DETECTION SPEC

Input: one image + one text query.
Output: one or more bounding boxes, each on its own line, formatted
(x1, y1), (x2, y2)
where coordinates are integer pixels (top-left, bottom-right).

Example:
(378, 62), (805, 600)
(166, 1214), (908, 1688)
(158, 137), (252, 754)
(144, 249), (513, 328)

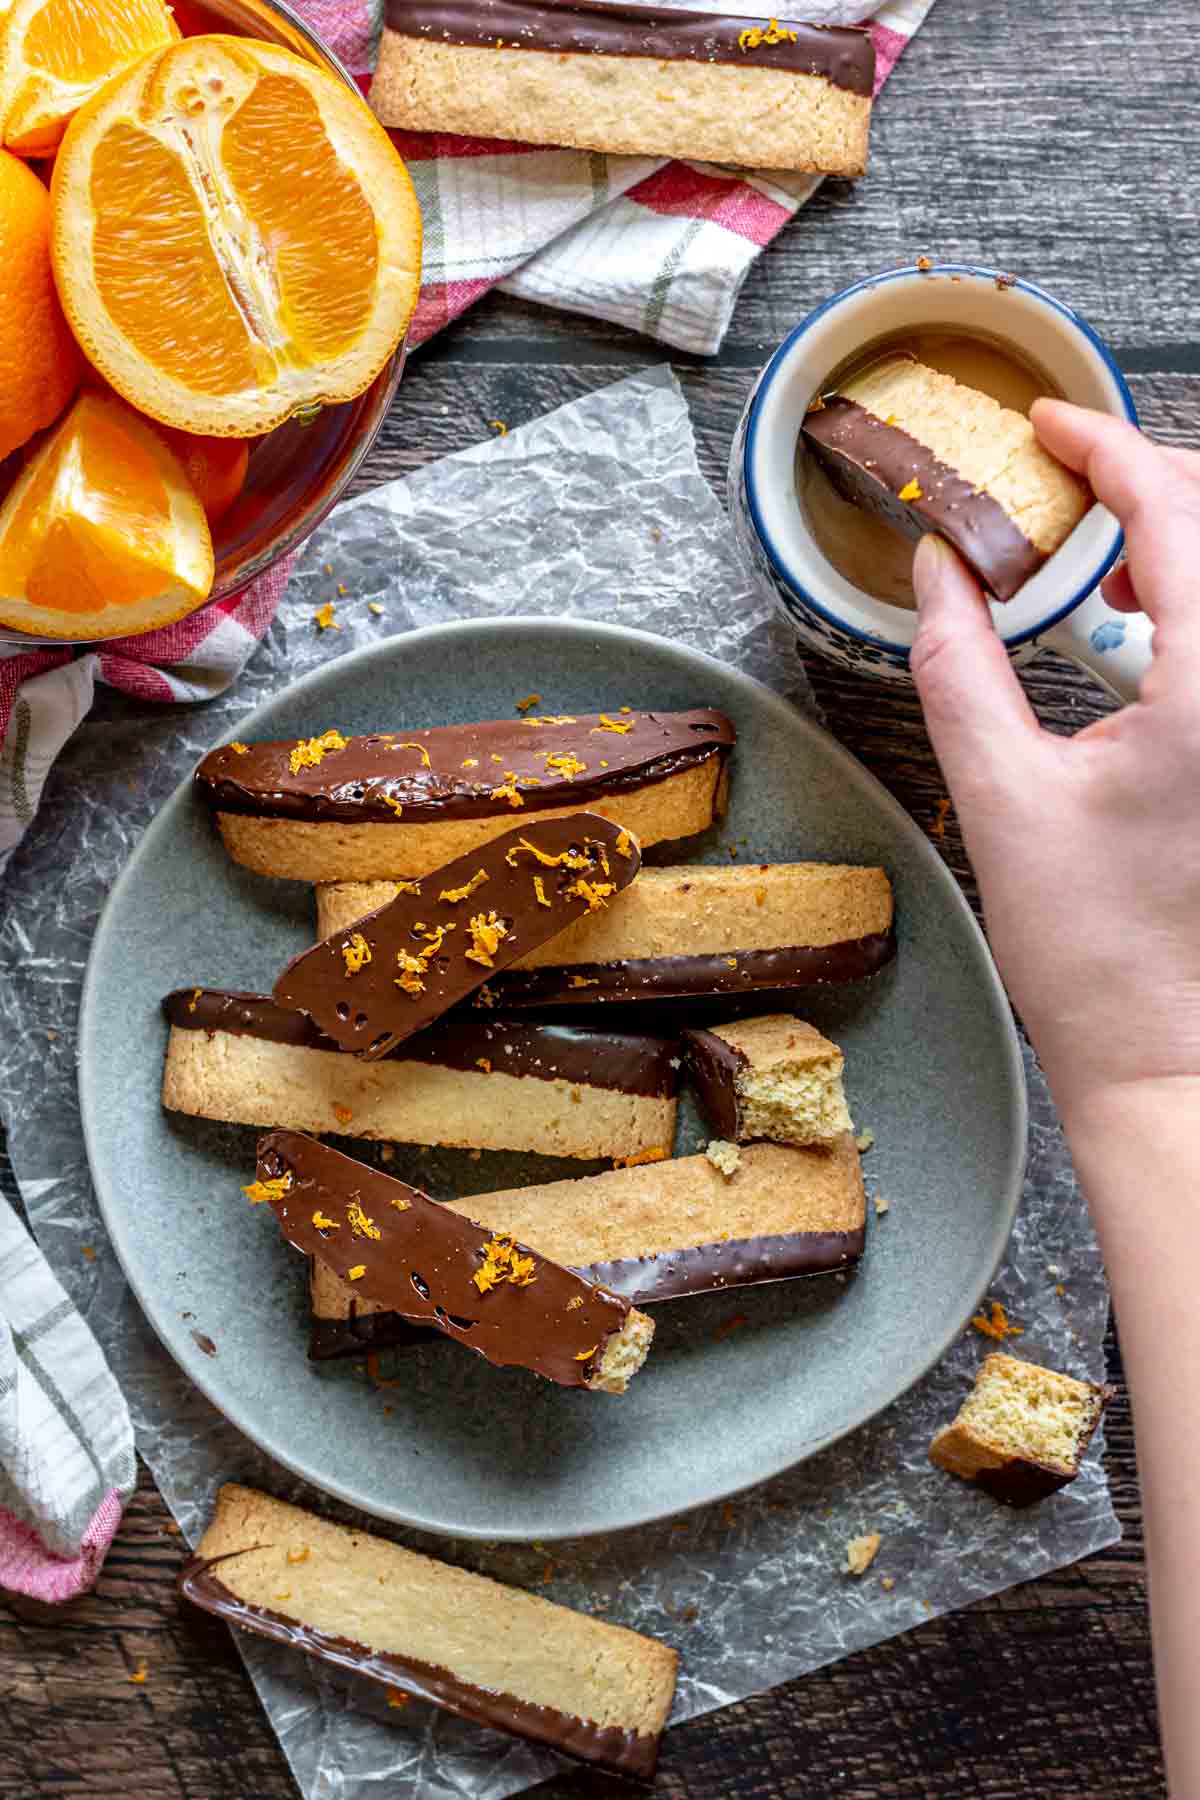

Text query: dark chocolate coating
(273, 813), (641, 1058)
(310, 1229), (866, 1360)
(163, 988), (679, 1099)
(259, 1130), (631, 1387)
(801, 397), (1044, 603)
(680, 1027), (747, 1138)
(179, 1557), (661, 1779)
(484, 931), (897, 1009)
(195, 708), (733, 825)
(385, 0), (875, 94)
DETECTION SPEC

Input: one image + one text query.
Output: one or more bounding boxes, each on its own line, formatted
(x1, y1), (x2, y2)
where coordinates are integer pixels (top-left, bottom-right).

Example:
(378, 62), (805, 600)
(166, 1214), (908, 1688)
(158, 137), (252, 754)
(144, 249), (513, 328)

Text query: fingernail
(912, 533), (950, 604)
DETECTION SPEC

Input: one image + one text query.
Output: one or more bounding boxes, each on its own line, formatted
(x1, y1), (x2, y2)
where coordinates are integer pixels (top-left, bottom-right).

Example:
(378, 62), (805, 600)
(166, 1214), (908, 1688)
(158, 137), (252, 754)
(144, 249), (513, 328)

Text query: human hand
(910, 400), (1200, 1113)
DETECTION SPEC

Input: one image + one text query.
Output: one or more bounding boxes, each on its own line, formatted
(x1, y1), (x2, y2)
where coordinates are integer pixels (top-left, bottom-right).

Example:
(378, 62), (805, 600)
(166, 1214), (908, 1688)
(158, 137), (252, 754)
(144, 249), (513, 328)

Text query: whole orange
(0, 146), (81, 463)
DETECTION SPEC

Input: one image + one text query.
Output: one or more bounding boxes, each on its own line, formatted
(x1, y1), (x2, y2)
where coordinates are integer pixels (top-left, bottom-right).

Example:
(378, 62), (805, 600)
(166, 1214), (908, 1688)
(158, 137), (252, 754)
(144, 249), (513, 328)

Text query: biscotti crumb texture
(372, 31), (871, 175)
(928, 1352), (1113, 1507)
(186, 1484), (677, 1777)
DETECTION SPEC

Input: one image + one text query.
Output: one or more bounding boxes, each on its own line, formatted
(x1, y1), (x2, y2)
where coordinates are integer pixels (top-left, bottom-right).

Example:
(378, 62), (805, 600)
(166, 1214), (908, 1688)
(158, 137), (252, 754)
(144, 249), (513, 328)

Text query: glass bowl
(0, 0), (406, 647)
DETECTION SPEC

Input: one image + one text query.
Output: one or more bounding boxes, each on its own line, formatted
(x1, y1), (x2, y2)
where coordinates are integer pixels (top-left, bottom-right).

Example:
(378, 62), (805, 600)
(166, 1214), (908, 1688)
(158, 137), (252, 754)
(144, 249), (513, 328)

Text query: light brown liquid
(795, 326), (1062, 610)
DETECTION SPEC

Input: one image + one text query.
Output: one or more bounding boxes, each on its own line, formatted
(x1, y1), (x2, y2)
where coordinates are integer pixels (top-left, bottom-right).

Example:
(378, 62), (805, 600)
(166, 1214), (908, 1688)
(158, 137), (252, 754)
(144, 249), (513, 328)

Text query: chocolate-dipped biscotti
(317, 862), (896, 1007)
(274, 814), (639, 1057)
(256, 1130), (654, 1393)
(801, 356), (1093, 602)
(929, 1353), (1113, 1508)
(310, 1135), (866, 1359)
(372, 2), (875, 175)
(684, 1015), (851, 1145)
(195, 708), (733, 882)
(162, 990), (678, 1163)
(182, 1484), (678, 1779)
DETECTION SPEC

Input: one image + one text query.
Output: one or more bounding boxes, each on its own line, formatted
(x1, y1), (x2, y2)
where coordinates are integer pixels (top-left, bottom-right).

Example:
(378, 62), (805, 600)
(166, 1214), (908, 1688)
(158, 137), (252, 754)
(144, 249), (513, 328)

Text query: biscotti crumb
(368, 602), (385, 616)
(880, 1576), (896, 1591)
(855, 1127), (875, 1152)
(705, 1139), (741, 1179)
(844, 1533), (881, 1576)
(872, 1193), (890, 1216)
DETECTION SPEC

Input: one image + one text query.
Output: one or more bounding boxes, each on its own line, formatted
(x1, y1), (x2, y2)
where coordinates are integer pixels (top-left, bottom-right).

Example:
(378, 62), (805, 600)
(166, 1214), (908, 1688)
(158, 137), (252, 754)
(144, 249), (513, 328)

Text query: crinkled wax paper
(0, 369), (1117, 1800)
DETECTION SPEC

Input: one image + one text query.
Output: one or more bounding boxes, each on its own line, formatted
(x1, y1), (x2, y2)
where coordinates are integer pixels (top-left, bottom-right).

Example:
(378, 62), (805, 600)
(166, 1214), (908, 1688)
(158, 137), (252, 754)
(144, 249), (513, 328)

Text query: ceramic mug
(728, 263), (1149, 699)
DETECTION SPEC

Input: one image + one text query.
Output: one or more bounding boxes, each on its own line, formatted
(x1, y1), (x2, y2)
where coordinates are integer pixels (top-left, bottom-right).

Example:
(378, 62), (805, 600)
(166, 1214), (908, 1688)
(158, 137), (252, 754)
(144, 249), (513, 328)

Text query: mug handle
(1039, 587), (1152, 703)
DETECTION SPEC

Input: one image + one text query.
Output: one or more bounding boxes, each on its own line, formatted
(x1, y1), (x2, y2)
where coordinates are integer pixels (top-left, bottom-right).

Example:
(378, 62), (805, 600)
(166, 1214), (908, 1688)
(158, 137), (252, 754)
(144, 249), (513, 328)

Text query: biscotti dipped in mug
(372, 1), (876, 174)
(194, 707), (734, 882)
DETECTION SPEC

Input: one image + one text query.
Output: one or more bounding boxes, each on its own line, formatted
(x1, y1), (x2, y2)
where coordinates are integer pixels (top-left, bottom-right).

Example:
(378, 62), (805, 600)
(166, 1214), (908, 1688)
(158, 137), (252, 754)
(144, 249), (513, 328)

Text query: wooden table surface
(3, 0), (1194, 1792)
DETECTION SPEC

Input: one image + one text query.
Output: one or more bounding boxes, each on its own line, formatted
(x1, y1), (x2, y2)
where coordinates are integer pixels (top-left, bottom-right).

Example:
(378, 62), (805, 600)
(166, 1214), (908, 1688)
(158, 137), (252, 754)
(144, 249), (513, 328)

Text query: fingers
(1100, 560), (1141, 614)
(1031, 400), (1200, 629)
(910, 535), (1042, 799)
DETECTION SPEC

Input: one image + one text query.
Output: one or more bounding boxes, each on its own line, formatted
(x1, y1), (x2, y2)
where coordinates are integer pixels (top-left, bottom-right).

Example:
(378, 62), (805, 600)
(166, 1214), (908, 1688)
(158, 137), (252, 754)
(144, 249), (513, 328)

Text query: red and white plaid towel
(0, 0), (933, 874)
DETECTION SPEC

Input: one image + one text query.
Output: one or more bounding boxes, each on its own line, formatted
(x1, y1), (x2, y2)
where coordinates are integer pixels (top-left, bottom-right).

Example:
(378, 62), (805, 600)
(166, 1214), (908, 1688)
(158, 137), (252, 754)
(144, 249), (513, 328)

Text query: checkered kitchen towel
(0, 0), (930, 1596)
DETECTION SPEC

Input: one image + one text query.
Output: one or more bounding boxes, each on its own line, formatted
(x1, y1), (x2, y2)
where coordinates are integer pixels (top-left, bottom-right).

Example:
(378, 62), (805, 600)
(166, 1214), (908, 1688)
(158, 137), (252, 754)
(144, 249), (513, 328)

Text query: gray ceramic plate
(79, 618), (1026, 1542)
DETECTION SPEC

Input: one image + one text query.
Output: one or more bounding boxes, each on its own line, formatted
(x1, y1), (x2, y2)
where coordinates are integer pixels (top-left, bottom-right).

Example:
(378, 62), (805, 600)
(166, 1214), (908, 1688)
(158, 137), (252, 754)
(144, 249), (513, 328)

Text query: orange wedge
(0, 389), (214, 639)
(0, 0), (179, 157)
(50, 35), (423, 438)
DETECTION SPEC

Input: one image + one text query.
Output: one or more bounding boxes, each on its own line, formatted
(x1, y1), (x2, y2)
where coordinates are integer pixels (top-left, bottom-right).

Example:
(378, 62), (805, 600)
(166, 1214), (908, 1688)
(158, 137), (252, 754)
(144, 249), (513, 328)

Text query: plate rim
(78, 614), (1028, 1541)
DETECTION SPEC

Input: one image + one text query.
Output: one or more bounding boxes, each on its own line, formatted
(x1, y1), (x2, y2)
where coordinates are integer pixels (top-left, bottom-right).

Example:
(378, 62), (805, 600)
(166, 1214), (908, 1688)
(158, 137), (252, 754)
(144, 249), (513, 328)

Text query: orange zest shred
(243, 1173), (292, 1205)
(931, 797), (952, 840)
(439, 869), (489, 904)
(347, 1265), (367, 1281)
(725, 957), (738, 969)
(568, 974), (599, 988)
(566, 1295), (584, 1311)
(230, 742), (249, 754)
(386, 1689), (411, 1708)
(289, 729), (348, 775)
(473, 1233), (538, 1294)
(393, 741), (432, 768)
(515, 693), (541, 712)
(519, 714), (578, 727)
(971, 1299), (1023, 1341)
(565, 878), (614, 913)
(312, 1211), (339, 1232)
(574, 1345), (598, 1362)
(392, 878), (421, 895)
(614, 830), (635, 860)
(314, 602), (340, 631)
(286, 1546), (311, 1565)
(333, 1104), (353, 1124)
(738, 17), (799, 50)
(342, 932), (372, 975)
(540, 749), (587, 779)
(383, 796), (404, 819)
(505, 836), (589, 870)
(533, 874), (550, 908)
(394, 922), (455, 996)
(465, 910), (509, 967)
(898, 478), (923, 503)
(489, 772), (524, 808)
(614, 1146), (669, 1168)
(590, 714), (634, 735)
(476, 1056), (492, 1073)
(461, 757), (480, 769)
(186, 987), (201, 1013)
(347, 1200), (381, 1240)
(389, 1196), (411, 1213)
(128, 1660), (149, 1685)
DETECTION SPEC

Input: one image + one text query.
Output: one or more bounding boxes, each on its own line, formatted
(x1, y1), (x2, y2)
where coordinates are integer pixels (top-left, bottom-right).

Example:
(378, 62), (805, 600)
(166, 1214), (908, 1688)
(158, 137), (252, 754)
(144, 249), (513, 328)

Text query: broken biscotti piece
(275, 814), (640, 1058)
(162, 989), (678, 1162)
(194, 707), (733, 881)
(801, 356), (1093, 601)
(256, 1130), (653, 1393)
(310, 1136), (866, 1358)
(928, 1352), (1113, 1507)
(182, 1484), (678, 1779)
(372, 2), (874, 176)
(317, 862), (896, 1008)
(684, 1015), (852, 1145)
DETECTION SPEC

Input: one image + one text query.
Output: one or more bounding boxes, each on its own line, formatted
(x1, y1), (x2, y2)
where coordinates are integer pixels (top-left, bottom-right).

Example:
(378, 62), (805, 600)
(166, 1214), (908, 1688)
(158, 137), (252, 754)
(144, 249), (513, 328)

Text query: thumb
(910, 535), (1041, 801)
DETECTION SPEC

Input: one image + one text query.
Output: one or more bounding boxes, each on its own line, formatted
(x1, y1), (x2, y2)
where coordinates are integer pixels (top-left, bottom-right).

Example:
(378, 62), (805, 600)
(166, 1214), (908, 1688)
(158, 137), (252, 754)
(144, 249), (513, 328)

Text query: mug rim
(742, 262), (1137, 657)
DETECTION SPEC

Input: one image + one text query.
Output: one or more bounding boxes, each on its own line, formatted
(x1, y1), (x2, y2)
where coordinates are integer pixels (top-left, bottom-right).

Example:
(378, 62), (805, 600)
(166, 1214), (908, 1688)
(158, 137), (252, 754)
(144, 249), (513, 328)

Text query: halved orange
(50, 35), (423, 438)
(0, 0), (179, 157)
(0, 389), (214, 639)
